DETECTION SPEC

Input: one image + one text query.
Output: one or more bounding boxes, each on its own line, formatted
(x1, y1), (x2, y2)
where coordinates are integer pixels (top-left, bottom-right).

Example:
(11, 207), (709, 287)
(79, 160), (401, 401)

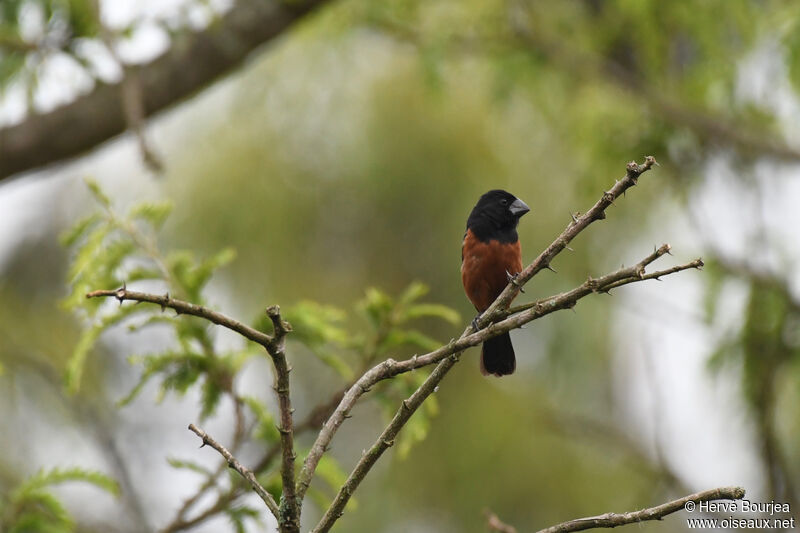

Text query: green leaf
(358, 287), (394, 327)
(311, 348), (354, 380)
(8, 491), (72, 533)
(84, 178), (111, 208)
(226, 506), (260, 533)
(284, 301), (349, 346)
(284, 301), (353, 378)
(378, 329), (441, 355)
(4, 467), (118, 533)
(396, 408), (431, 459)
(65, 303), (151, 394)
(166, 458), (212, 477)
(200, 378), (223, 419)
(402, 303), (460, 325)
(13, 467), (119, 498)
(159, 354), (209, 397)
(59, 213), (101, 247)
(315, 455), (348, 492)
(129, 201), (173, 230)
(65, 223), (110, 284)
(169, 248), (236, 300)
(305, 455), (356, 511)
(118, 351), (208, 406)
(398, 281), (429, 306)
(242, 396), (280, 443)
(786, 15), (800, 93)
(125, 266), (163, 282)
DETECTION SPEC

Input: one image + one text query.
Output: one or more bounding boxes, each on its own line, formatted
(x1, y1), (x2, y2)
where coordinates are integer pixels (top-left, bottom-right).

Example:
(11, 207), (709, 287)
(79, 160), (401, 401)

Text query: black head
(466, 189), (530, 243)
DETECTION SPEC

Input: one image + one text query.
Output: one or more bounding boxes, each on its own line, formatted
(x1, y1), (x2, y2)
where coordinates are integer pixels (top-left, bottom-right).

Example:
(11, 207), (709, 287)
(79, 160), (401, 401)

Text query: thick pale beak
(509, 198), (530, 217)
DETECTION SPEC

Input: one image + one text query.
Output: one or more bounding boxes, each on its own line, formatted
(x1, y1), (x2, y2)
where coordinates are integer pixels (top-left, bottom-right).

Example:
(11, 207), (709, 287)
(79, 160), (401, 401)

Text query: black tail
(480, 332), (516, 376)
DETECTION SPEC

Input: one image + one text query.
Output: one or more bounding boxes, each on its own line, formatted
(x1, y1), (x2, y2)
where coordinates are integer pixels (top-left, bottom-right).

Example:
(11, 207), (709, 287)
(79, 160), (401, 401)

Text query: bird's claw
(506, 270), (525, 293)
(471, 314), (482, 331)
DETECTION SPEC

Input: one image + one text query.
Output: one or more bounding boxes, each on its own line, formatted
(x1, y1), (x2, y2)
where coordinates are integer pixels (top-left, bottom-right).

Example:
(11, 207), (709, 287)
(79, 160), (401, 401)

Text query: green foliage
(283, 301), (353, 378)
(242, 396), (280, 444)
(284, 282), (458, 457)
(62, 181), (242, 420)
(0, 467), (118, 533)
(786, 11), (800, 93)
(63, 180), (463, 520)
(377, 369), (439, 459)
(705, 267), (800, 411)
(225, 505), (260, 533)
(166, 458), (213, 477)
(304, 453), (355, 512)
(262, 281), (459, 387)
(356, 282), (460, 360)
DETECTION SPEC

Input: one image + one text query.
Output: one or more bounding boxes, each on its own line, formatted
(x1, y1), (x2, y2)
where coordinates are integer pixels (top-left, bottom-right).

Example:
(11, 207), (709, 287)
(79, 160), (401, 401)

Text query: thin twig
(162, 393), (345, 533)
(187, 424), (280, 519)
(85, 288), (273, 348)
(298, 158), (657, 501)
(162, 394), (247, 532)
(534, 486), (745, 533)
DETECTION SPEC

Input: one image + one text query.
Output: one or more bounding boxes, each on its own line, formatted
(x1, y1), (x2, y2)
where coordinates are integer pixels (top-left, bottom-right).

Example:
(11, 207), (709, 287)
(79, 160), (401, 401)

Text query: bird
(461, 190), (530, 376)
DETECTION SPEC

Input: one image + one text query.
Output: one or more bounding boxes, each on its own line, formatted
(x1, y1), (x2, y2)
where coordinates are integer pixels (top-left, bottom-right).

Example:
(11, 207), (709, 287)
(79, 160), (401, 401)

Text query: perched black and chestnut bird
(461, 190), (530, 376)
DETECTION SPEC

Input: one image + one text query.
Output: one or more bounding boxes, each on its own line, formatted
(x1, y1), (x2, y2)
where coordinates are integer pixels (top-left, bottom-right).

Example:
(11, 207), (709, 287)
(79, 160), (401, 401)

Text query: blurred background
(1, 1), (799, 532)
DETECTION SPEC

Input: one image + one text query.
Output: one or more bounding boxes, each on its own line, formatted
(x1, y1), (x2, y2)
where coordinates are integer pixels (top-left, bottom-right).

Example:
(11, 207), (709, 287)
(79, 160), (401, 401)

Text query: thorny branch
(85, 290), (299, 531)
(187, 424), (280, 519)
(85, 288), (273, 347)
(534, 486), (745, 533)
(266, 305), (300, 532)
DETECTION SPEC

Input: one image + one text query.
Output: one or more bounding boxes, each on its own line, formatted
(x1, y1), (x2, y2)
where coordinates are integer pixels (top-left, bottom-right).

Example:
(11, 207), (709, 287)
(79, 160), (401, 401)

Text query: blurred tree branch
(0, 0), (330, 181)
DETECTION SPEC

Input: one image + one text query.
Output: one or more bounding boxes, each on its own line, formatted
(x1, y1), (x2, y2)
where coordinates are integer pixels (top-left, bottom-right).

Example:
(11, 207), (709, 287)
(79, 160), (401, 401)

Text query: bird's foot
(506, 270), (525, 293)
(471, 313), (482, 331)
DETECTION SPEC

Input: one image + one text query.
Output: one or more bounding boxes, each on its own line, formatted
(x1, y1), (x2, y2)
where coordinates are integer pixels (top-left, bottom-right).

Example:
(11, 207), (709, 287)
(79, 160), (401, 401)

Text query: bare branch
(535, 486), (745, 533)
(480, 156), (658, 323)
(507, 257), (704, 314)
(266, 305), (300, 532)
(187, 423), (279, 519)
(601, 258), (704, 292)
(298, 157), (658, 502)
(85, 288), (273, 348)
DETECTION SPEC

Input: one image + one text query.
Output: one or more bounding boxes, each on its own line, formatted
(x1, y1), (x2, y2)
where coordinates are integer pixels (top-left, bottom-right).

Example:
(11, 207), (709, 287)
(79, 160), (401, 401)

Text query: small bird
(461, 190), (530, 376)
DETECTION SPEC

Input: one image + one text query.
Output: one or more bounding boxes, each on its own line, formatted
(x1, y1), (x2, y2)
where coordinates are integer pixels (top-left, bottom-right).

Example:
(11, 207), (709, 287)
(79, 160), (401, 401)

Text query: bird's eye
(500, 199), (508, 206)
